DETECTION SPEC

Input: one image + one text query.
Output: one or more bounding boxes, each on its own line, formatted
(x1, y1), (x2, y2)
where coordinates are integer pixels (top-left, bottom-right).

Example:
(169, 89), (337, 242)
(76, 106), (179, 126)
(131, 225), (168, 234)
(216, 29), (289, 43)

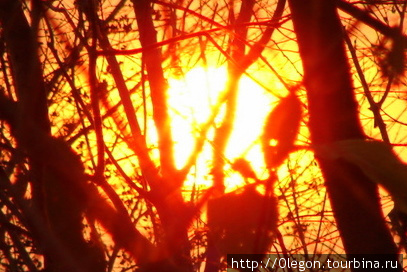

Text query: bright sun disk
(167, 67), (279, 189)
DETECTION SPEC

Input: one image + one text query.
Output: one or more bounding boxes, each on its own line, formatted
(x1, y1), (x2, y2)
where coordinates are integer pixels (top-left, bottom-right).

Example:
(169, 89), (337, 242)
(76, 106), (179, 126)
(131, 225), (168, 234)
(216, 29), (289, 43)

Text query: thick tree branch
(212, 0), (255, 194)
(132, 0), (176, 182)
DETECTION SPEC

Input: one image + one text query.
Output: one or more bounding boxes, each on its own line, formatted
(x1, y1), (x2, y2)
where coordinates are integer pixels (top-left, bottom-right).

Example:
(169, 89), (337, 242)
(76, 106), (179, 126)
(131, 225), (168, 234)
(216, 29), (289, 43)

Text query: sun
(167, 66), (280, 189)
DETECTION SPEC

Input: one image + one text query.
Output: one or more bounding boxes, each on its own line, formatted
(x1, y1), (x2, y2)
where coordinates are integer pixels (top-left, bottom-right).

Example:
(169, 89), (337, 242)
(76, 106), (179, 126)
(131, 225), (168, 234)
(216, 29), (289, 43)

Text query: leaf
(262, 93), (302, 168)
(231, 158), (258, 181)
(316, 139), (407, 214)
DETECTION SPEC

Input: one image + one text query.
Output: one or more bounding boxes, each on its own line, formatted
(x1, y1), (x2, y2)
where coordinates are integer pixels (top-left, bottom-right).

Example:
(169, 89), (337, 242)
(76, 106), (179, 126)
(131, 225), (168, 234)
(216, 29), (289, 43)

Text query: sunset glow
(2, 1), (406, 270)
(167, 67), (281, 189)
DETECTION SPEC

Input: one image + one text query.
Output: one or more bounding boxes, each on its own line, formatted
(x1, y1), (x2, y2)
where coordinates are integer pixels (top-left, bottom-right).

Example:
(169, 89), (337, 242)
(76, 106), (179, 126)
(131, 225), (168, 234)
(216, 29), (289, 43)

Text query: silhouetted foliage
(0, 0), (406, 271)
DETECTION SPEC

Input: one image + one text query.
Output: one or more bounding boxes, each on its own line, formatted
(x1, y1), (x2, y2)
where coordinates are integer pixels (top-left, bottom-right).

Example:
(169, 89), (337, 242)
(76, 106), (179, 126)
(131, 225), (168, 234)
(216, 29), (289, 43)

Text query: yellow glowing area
(168, 67), (227, 124)
(225, 76), (278, 157)
(168, 67), (279, 188)
(167, 67), (227, 170)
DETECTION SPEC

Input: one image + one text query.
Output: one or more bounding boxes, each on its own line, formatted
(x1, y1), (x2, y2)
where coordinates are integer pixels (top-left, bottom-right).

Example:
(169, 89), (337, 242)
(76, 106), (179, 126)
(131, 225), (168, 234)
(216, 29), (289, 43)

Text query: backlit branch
(132, 0), (177, 182)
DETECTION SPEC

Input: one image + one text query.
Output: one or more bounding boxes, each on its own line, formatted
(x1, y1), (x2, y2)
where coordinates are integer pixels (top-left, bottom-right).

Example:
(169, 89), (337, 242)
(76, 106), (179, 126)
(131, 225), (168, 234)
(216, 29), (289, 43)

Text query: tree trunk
(132, 1), (193, 271)
(288, 0), (399, 260)
(0, 1), (106, 271)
